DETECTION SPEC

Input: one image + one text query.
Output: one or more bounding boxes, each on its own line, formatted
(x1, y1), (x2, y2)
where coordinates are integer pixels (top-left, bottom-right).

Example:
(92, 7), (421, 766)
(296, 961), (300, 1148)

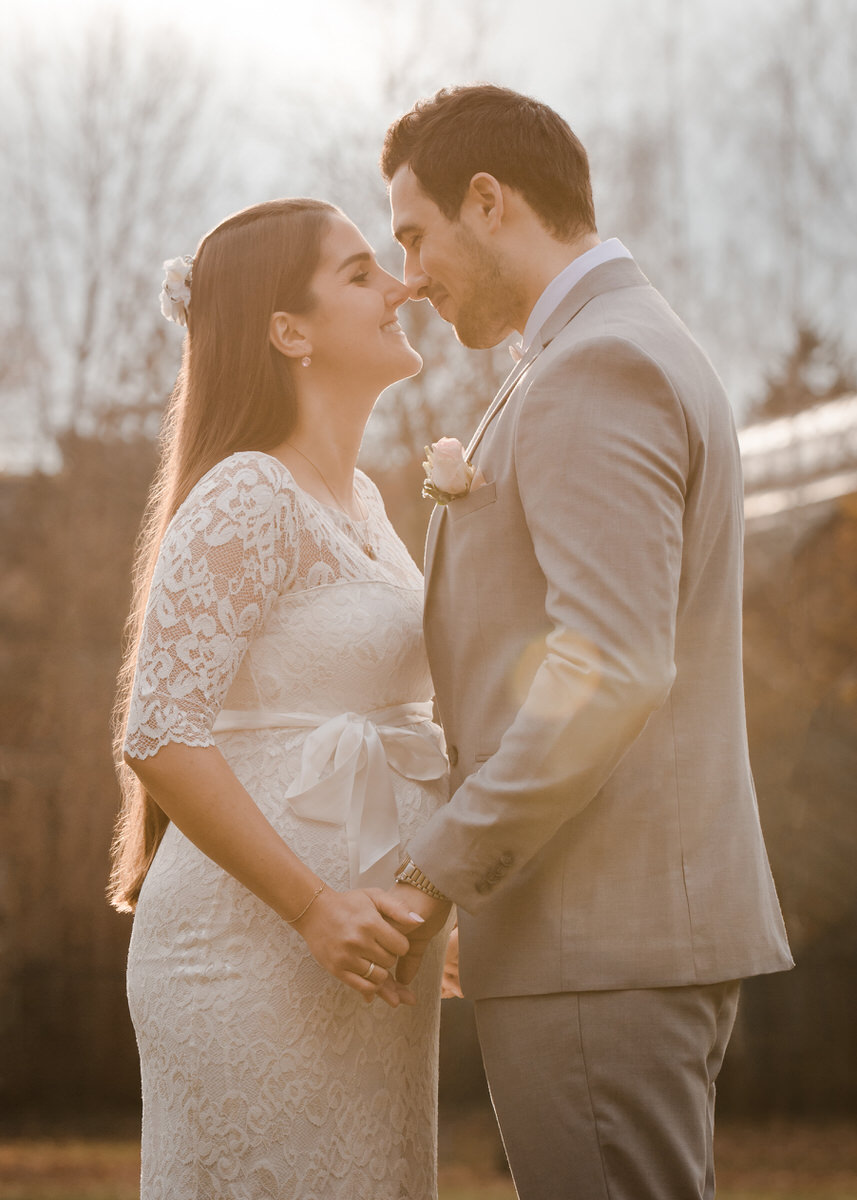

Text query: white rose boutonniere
(159, 255), (194, 326)
(422, 437), (475, 504)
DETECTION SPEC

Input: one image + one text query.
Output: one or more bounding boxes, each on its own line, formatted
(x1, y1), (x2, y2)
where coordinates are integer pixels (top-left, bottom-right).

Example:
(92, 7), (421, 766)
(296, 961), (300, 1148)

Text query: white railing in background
(739, 395), (857, 523)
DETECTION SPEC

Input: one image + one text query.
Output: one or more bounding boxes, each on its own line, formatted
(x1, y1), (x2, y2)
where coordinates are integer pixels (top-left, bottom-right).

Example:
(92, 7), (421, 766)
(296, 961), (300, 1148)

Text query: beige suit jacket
(409, 258), (793, 1000)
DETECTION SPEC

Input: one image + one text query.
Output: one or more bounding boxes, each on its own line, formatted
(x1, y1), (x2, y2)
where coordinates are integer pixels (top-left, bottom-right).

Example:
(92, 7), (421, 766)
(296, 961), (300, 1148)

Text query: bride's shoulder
(175, 451), (301, 534)
(188, 451), (303, 505)
(200, 450), (291, 488)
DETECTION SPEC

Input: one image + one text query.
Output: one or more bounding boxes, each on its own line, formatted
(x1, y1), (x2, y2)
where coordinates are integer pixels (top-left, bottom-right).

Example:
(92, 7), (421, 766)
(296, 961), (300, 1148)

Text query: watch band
(394, 856), (449, 901)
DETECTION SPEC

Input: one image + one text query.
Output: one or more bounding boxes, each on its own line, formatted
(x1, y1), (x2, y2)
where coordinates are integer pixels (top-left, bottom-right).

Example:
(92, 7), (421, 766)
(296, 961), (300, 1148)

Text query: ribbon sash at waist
(212, 702), (447, 887)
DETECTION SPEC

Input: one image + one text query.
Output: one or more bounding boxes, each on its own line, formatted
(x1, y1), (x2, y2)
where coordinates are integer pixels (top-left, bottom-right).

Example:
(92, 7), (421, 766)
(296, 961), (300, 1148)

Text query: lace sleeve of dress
(124, 454), (296, 759)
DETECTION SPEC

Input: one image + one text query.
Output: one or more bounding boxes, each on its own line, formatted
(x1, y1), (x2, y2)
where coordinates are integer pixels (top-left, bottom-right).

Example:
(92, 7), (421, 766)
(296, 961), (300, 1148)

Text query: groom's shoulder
(543, 275), (709, 375)
(523, 287), (726, 428)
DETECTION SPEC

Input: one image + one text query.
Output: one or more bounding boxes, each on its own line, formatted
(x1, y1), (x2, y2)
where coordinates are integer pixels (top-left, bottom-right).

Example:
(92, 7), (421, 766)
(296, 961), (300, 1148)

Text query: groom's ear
(269, 312), (312, 360)
(463, 173), (505, 232)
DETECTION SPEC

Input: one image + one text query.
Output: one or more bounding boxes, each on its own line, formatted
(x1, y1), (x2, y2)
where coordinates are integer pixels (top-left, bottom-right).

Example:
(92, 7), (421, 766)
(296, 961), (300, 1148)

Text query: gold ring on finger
(362, 961), (377, 981)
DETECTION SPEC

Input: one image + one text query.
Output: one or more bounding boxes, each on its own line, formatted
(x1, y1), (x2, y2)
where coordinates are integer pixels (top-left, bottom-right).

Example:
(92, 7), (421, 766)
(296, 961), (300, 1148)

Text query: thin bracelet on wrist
(287, 882), (325, 924)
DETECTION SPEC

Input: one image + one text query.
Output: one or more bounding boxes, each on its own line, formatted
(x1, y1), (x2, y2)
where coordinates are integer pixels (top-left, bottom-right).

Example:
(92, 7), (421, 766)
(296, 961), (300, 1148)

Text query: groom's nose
(406, 279), (431, 303)
(403, 254), (431, 299)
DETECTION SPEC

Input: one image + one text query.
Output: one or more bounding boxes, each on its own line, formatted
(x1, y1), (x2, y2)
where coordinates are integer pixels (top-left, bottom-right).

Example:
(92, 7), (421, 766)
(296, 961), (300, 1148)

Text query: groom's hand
(386, 884), (452, 986)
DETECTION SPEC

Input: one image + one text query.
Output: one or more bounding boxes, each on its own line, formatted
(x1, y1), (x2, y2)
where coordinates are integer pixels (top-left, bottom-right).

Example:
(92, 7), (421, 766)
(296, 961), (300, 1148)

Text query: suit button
(475, 880), (491, 894)
(500, 852), (513, 866)
(447, 744), (459, 767)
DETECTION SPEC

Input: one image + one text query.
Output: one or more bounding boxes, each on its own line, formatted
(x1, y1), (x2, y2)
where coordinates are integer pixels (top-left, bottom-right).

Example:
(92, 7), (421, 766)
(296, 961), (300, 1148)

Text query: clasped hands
(292, 882), (453, 1009)
(389, 882), (455, 995)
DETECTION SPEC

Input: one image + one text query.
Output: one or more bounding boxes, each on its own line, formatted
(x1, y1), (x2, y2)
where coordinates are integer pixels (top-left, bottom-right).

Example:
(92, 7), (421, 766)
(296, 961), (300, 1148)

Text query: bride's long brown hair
(108, 198), (338, 912)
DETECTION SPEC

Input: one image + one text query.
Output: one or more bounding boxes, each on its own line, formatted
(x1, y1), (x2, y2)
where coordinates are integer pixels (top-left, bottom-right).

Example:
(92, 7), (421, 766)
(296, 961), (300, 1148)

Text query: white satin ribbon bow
(212, 702), (447, 887)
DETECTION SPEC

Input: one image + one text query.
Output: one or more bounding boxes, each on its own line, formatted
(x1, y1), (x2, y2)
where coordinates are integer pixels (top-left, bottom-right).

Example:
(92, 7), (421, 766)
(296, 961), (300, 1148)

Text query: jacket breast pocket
(447, 480), (497, 521)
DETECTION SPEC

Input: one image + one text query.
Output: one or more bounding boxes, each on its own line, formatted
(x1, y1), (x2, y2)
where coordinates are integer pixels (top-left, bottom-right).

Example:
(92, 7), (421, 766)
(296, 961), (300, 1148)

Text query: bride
(109, 198), (450, 1198)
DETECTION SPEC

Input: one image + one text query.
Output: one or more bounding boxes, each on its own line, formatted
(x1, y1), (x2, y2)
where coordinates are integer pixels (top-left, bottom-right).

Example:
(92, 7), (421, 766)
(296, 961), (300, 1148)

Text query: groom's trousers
(474, 980), (740, 1200)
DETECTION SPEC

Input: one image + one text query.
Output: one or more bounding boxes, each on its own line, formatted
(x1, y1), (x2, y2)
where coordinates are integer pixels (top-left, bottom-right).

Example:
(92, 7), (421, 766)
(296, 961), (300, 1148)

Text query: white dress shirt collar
(519, 238), (633, 354)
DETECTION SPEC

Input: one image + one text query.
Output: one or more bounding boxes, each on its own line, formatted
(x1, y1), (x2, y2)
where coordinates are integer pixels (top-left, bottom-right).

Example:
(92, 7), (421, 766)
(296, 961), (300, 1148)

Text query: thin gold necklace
(286, 442), (377, 560)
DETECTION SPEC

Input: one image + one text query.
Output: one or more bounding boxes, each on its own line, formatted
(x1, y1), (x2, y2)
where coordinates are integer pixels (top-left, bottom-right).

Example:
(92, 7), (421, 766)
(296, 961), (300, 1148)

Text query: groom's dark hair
(381, 84), (596, 240)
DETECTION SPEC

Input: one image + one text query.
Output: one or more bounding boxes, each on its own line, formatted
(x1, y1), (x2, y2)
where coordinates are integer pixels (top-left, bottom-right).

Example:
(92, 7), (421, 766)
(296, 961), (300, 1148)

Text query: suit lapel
(465, 353), (541, 461)
(464, 259), (650, 463)
(535, 256), (650, 347)
(423, 502), (444, 591)
(425, 258), (651, 600)
(464, 354), (533, 460)
(426, 353), (534, 601)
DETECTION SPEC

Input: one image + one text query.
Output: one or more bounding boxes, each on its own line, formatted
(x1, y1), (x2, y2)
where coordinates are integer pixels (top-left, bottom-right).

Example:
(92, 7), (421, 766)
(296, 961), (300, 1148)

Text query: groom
(382, 85), (793, 1198)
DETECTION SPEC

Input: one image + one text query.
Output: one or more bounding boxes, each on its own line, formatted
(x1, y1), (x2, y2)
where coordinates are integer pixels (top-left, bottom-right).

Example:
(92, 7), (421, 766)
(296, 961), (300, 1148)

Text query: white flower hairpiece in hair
(159, 255), (194, 326)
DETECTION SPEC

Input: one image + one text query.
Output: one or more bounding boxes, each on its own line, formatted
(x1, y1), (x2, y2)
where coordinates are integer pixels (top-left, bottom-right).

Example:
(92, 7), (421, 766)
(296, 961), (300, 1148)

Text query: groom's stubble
(448, 223), (526, 350)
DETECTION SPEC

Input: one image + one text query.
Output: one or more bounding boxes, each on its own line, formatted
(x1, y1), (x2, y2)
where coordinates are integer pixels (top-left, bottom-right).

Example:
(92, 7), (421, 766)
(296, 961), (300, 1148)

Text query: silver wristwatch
(394, 856), (449, 901)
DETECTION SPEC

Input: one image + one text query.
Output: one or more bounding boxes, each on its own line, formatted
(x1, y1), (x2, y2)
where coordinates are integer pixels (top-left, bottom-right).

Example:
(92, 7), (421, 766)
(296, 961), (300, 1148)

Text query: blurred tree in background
(0, 18), (243, 469)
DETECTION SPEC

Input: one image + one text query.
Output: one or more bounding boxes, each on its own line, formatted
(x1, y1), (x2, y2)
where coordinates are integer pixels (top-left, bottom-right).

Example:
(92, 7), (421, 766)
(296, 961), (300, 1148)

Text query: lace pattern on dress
(125, 450), (446, 1198)
(125, 452), (421, 759)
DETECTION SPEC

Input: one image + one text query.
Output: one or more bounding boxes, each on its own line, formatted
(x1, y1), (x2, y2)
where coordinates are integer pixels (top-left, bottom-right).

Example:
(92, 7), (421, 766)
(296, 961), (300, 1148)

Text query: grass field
(0, 1114), (855, 1198)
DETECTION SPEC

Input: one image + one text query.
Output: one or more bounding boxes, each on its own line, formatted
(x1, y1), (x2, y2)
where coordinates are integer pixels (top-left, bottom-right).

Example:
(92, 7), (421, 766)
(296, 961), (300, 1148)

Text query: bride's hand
(291, 886), (425, 1008)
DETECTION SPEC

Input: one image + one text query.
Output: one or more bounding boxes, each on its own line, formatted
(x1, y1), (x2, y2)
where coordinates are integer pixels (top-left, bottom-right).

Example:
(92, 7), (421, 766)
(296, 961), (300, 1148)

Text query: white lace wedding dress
(124, 451), (449, 1200)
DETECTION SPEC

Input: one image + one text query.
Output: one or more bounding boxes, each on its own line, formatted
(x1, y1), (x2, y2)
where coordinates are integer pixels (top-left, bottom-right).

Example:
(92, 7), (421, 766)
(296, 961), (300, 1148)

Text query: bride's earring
(301, 355), (311, 367)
